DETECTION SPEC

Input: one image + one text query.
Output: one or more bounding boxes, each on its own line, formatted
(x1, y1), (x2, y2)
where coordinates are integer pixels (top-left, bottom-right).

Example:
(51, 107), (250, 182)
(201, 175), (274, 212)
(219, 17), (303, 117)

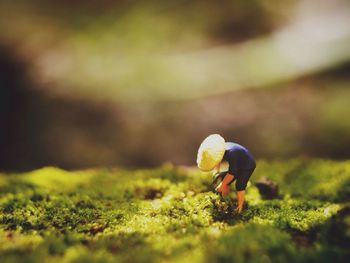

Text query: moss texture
(0, 159), (349, 263)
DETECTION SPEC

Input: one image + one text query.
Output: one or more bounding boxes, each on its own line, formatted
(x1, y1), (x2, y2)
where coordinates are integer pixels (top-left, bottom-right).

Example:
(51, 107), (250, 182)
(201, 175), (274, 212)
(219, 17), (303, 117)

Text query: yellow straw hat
(197, 134), (226, 171)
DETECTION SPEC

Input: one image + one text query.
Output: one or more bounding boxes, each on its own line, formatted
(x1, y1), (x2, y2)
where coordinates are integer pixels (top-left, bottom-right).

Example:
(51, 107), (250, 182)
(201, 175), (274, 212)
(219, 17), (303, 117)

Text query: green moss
(204, 223), (297, 263)
(242, 199), (341, 231)
(0, 159), (349, 262)
(254, 158), (350, 201)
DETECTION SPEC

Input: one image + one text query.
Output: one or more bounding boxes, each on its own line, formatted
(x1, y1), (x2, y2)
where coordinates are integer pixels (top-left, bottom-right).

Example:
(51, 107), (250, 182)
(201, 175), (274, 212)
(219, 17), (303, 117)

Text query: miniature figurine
(197, 134), (256, 213)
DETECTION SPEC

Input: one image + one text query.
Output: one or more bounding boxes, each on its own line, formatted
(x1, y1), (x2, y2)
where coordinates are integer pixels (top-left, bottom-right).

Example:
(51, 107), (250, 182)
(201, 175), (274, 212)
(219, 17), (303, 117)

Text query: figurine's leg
(235, 168), (255, 191)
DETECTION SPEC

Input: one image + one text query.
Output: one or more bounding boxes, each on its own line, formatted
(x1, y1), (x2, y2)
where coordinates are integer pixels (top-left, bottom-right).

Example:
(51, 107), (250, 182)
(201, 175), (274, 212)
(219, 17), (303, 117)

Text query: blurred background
(0, 0), (350, 171)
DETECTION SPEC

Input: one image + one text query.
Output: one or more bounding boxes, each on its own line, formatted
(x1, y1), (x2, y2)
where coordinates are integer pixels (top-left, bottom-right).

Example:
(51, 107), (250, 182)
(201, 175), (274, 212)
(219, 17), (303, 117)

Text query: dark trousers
(225, 167), (255, 191)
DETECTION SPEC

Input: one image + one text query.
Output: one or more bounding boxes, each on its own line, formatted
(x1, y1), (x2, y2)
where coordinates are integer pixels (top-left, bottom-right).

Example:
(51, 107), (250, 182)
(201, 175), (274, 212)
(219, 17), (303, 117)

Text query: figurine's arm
(215, 173), (234, 197)
(222, 173), (234, 185)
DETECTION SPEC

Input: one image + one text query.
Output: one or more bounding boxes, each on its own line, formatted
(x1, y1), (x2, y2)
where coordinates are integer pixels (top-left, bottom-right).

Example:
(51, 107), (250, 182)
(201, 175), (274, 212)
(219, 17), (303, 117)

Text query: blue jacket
(223, 142), (256, 175)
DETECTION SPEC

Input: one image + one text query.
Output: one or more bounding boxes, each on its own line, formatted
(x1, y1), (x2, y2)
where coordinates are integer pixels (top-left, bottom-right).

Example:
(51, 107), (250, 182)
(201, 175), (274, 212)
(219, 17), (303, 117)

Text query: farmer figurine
(196, 134), (256, 213)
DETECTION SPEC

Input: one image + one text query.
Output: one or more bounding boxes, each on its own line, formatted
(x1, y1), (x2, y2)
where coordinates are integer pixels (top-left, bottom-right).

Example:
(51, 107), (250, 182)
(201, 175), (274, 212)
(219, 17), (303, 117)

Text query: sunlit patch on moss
(21, 167), (95, 192)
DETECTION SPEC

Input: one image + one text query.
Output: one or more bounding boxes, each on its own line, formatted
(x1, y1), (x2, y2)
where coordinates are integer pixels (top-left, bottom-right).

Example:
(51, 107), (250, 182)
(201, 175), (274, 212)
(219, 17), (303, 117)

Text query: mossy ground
(0, 159), (350, 263)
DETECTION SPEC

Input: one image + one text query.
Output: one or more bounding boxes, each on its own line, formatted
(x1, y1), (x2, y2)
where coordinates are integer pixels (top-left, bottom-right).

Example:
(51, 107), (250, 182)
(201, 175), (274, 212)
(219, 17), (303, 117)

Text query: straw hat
(196, 134), (226, 171)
